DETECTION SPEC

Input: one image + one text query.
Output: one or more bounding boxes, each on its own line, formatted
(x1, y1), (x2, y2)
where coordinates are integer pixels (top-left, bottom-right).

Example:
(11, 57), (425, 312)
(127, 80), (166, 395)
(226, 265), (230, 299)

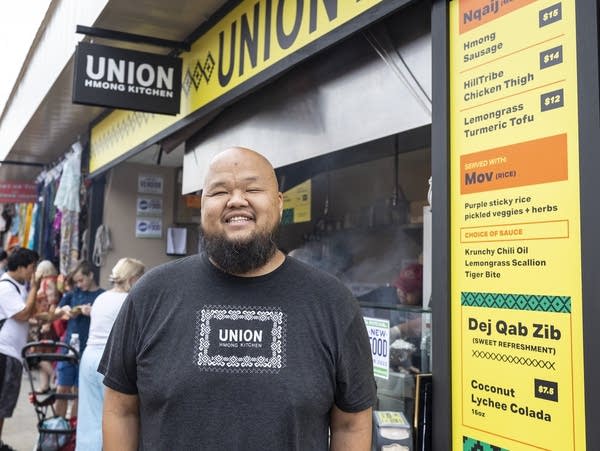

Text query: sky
(0, 1), (52, 116)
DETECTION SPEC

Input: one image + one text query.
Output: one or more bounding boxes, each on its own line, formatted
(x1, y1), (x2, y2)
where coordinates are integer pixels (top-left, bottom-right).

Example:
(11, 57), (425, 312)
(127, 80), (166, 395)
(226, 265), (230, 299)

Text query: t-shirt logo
(194, 306), (286, 373)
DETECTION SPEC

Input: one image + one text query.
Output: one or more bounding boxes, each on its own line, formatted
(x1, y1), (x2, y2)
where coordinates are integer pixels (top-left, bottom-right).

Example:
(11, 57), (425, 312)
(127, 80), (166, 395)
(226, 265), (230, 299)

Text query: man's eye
(247, 188), (262, 193)
(210, 191), (228, 196)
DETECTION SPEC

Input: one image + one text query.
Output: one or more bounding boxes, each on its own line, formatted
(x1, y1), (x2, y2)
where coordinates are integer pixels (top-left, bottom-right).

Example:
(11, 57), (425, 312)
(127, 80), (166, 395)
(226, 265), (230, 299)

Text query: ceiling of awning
(0, 0), (228, 182)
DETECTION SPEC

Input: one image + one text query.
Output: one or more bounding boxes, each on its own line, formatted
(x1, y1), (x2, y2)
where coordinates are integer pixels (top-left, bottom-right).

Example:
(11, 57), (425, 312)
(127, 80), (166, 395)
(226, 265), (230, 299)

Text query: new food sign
(73, 42), (182, 115)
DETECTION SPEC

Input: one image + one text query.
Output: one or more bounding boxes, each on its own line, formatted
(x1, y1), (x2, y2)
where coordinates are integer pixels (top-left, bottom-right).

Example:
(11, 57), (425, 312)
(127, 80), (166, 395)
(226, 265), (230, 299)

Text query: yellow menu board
(449, 1), (586, 450)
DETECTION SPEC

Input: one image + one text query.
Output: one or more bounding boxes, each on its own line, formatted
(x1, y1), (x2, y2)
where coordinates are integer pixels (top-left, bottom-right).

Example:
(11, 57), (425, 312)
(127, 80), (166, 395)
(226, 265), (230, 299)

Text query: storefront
(83, 0), (434, 448)
(7, 0), (599, 449)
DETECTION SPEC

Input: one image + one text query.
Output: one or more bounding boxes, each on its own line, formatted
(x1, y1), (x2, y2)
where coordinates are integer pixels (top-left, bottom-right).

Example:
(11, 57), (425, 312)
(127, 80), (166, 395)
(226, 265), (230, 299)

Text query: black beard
(201, 227), (278, 274)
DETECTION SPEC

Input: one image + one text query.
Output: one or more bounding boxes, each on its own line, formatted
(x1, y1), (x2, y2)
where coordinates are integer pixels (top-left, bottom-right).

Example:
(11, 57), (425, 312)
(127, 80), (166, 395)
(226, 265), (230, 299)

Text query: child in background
(52, 261), (104, 420)
(31, 260), (61, 393)
(52, 272), (74, 342)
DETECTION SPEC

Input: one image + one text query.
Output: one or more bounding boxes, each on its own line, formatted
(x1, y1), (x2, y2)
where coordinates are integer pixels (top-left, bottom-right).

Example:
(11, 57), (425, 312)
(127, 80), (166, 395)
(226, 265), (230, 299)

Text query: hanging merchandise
(54, 142), (82, 275)
(51, 209), (62, 268)
(22, 203), (33, 247)
(17, 204), (27, 246)
(92, 225), (111, 267)
(28, 184), (43, 251)
(42, 180), (58, 263)
(54, 142), (82, 213)
(0, 206), (11, 248)
(5, 204), (20, 251)
(80, 228), (89, 261)
(60, 210), (79, 275)
(27, 203), (39, 250)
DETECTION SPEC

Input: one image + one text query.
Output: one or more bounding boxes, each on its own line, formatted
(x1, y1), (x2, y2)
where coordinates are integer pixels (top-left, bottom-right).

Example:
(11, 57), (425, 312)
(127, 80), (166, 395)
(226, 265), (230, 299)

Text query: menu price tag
(540, 89), (564, 112)
(539, 46), (563, 70)
(539, 3), (562, 27)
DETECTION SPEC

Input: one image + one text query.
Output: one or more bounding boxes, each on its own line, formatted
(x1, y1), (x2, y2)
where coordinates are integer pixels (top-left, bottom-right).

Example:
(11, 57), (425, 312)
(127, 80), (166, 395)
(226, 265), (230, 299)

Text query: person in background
(0, 248), (39, 451)
(395, 263), (423, 304)
(76, 258), (145, 451)
(0, 251), (7, 277)
(100, 147), (376, 451)
(389, 262), (424, 339)
(52, 261), (104, 419)
(389, 263), (424, 373)
(52, 272), (74, 343)
(30, 260), (61, 393)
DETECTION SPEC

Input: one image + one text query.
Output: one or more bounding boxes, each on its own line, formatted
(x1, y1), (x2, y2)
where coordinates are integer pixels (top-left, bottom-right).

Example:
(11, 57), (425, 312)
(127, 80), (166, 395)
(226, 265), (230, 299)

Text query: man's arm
(329, 405), (373, 451)
(103, 387), (140, 451)
(12, 276), (39, 321)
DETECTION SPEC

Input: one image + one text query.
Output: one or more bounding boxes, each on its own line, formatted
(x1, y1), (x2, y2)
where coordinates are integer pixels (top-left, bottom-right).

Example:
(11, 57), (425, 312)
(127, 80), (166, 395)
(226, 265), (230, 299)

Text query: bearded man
(100, 147), (376, 451)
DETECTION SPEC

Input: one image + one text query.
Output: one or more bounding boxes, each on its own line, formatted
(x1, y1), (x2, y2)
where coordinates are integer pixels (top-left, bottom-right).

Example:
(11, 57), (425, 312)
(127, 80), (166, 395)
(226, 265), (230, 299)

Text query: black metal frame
(0, 160), (44, 167)
(21, 341), (79, 451)
(431, 0), (452, 449)
(576, 1), (600, 447)
(76, 25), (191, 52)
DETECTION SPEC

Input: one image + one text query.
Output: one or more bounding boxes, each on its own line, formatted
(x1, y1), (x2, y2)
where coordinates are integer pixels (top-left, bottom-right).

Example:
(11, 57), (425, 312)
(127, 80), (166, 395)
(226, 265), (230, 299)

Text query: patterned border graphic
(461, 292), (570, 313)
(463, 436), (508, 451)
(194, 305), (286, 373)
(91, 111), (157, 159)
(182, 53), (216, 94)
(472, 350), (556, 370)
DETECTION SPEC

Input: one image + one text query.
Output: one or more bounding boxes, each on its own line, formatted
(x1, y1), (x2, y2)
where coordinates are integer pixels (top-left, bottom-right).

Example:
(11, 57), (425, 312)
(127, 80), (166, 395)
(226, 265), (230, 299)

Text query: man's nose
(227, 190), (249, 207)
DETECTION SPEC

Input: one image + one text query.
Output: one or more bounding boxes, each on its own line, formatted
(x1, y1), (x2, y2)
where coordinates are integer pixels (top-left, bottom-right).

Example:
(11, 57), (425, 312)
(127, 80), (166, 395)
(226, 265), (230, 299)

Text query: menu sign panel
(449, 1), (586, 449)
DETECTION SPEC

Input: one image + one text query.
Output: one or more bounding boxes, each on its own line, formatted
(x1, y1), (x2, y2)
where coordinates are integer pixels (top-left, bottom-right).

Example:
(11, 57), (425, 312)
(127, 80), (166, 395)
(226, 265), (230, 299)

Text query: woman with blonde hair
(31, 260), (61, 393)
(75, 258), (145, 451)
(34, 260), (60, 312)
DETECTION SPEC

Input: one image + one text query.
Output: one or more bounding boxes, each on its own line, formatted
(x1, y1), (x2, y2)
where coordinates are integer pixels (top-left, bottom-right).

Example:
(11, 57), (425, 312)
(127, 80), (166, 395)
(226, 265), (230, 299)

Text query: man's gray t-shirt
(99, 253), (376, 450)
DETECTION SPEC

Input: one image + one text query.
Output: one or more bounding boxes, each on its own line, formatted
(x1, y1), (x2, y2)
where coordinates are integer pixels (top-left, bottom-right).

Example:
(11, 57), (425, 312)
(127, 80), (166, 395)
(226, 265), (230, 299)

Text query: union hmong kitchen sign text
(73, 42), (182, 115)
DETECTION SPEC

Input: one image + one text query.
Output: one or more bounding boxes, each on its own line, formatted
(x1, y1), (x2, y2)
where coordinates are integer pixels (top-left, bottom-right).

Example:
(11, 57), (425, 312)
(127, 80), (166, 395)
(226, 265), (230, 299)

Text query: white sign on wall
(138, 174), (163, 194)
(363, 317), (390, 380)
(135, 217), (162, 238)
(136, 196), (163, 216)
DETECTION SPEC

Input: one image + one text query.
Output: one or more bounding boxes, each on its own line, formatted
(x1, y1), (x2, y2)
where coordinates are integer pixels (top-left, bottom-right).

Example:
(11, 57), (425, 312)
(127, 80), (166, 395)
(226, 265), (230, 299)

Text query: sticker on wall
(138, 174), (164, 194)
(136, 196), (163, 216)
(282, 179), (311, 224)
(364, 317), (390, 380)
(135, 217), (162, 238)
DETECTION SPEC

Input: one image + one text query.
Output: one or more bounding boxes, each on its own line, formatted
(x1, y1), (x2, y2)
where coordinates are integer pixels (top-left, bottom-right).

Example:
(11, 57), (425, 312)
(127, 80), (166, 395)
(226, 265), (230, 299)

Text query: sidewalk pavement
(3, 370), (40, 451)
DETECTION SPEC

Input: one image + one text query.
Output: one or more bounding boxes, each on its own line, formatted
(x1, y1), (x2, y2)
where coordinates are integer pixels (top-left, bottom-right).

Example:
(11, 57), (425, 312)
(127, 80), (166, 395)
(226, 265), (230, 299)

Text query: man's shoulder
(132, 254), (203, 291)
(148, 254), (201, 277)
(286, 256), (341, 280)
(0, 275), (22, 296)
(285, 257), (352, 295)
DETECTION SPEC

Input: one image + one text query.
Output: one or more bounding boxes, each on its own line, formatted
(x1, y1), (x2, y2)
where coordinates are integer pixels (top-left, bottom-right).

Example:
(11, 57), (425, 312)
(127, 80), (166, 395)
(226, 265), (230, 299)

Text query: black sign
(72, 42), (182, 115)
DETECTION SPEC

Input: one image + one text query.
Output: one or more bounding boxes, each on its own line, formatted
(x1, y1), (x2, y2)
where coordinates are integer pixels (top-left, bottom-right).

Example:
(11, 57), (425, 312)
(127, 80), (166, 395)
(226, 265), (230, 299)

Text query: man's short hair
(73, 260), (94, 277)
(6, 248), (39, 271)
(0, 250), (7, 261)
